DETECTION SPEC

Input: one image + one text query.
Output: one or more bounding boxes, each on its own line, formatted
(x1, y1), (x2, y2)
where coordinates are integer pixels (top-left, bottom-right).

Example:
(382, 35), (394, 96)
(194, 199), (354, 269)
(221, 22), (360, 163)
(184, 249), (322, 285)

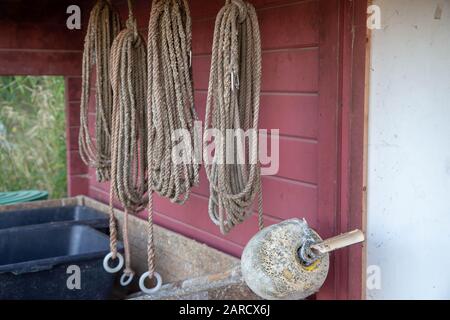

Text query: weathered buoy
(241, 218), (364, 300)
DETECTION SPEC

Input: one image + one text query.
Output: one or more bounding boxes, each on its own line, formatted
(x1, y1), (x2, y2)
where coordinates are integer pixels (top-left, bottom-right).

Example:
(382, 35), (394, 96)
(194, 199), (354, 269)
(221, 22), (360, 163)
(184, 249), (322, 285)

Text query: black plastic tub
(0, 206), (108, 231)
(0, 224), (123, 300)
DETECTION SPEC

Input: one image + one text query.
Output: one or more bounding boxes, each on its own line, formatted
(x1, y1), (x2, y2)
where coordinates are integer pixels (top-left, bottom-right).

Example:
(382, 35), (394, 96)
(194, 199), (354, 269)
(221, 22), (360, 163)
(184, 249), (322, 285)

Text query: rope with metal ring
(141, 0), (198, 294)
(103, 0), (153, 290)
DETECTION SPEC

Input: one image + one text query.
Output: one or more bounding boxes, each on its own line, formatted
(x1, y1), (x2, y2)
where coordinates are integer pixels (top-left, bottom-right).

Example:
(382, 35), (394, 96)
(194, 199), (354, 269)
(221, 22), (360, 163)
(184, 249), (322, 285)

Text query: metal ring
(298, 238), (320, 266)
(103, 252), (124, 274)
(139, 272), (163, 294)
(120, 271), (135, 287)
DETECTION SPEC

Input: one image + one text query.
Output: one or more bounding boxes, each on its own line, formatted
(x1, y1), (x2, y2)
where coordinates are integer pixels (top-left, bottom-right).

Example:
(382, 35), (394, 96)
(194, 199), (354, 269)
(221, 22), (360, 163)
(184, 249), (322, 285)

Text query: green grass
(0, 76), (67, 199)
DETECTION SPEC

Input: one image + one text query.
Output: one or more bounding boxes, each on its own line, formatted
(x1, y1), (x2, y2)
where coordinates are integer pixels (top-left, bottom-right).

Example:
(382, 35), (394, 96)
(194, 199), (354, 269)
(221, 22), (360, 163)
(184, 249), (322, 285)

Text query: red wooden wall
(88, 0), (322, 256)
(0, 0), (368, 299)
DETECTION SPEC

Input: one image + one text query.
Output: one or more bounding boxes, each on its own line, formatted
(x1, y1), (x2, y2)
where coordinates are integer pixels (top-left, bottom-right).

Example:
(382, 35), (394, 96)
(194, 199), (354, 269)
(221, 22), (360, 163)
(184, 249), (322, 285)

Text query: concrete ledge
(129, 266), (259, 300)
(0, 196), (259, 299)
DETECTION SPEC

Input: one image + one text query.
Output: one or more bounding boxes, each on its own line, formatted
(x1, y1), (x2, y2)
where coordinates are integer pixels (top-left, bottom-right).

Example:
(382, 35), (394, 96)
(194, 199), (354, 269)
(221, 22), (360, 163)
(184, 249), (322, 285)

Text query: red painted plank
(272, 136), (317, 183)
(192, 19), (215, 55)
(250, 0), (307, 9)
(261, 49), (319, 92)
(189, 0), (305, 20)
(68, 126), (80, 151)
(68, 150), (89, 175)
(0, 0), (90, 26)
(156, 209), (280, 255)
(192, 49), (319, 92)
(260, 93), (318, 138)
(0, 51), (82, 76)
(258, 1), (319, 50)
(115, 0), (151, 30)
(191, 167), (317, 222)
(153, 212), (245, 257)
(192, 1), (318, 55)
(87, 92), (97, 113)
(151, 194), (280, 247)
(189, 0), (223, 20)
(66, 77), (82, 102)
(315, 0), (340, 300)
(88, 113), (96, 136)
(261, 176), (317, 221)
(68, 175), (89, 197)
(67, 102), (81, 127)
(0, 23), (84, 51)
(195, 91), (318, 139)
(191, 55), (211, 90)
(335, 0), (353, 300)
(193, 94), (319, 183)
(346, 0), (368, 300)
(194, 91), (207, 121)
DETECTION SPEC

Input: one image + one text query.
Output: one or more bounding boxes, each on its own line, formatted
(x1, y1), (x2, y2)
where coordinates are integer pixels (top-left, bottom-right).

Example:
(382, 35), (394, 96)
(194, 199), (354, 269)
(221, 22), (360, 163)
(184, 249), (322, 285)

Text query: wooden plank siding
(85, 0), (322, 260)
(0, 0), (368, 299)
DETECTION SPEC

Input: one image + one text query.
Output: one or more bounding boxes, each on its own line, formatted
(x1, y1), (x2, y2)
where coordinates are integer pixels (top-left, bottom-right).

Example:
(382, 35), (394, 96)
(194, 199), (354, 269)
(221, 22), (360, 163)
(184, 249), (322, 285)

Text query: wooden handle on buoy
(311, 230), (365, 255)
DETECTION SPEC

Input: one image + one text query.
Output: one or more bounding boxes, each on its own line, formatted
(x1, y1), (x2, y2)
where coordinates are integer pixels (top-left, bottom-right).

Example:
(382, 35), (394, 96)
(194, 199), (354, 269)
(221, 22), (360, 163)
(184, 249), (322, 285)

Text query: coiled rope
(204, 0), (264, 234)
(79, 0), (120, 182)
(139, 0), (198, 293)
(147, 0), (199, 204)
(104, 0), (150, 288)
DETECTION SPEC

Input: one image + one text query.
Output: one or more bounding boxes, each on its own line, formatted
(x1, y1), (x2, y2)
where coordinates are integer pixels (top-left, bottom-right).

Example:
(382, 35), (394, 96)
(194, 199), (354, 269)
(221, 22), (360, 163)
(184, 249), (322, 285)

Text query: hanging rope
(204, 0), (264, 234)
(79, 0), (121, 182)
(139, 0), (198, 294)
(147, 0), (199, 204)
(103, 0), (154, 289)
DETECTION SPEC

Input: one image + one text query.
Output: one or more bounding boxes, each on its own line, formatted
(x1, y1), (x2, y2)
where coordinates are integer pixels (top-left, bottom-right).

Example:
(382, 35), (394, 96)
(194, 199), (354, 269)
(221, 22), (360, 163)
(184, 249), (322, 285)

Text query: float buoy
(241, 218), (364, 300)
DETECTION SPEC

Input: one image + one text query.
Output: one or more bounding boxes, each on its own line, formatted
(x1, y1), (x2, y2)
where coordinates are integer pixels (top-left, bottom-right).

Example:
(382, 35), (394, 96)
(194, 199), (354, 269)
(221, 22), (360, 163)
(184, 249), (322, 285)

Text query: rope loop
(103, 252), (124, 274)
(139, 271), (163, 295)
(126, 17), (138, 39)
(107, 9), (148, 286)
(126, 0), (139, 40)
(127, 0), (134, 19)
(120, 269), (135, 287)
(231, 0), (247, 23)
(143, 0), (198, 291)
